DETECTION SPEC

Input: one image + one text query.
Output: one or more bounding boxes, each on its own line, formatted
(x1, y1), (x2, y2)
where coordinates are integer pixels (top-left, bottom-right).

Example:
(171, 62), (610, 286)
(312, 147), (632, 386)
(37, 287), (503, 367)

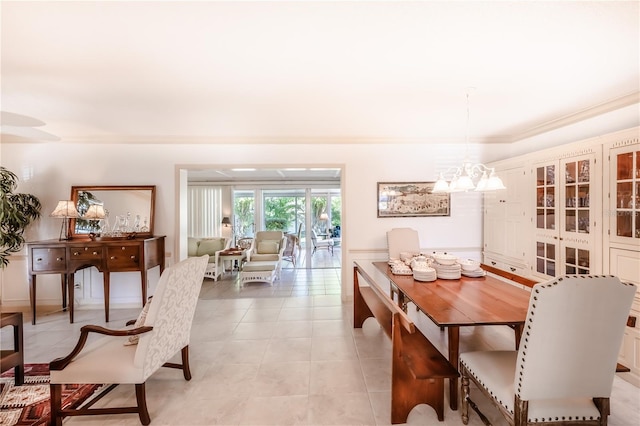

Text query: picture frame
(377, 182), (450, 217)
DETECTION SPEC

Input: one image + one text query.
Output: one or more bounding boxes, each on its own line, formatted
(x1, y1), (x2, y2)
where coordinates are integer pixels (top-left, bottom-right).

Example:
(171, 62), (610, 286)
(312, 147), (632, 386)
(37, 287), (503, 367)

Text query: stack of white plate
(461, 268), (486, 278)
(413, 266), (437, 282)
(433, 262), (462, 279)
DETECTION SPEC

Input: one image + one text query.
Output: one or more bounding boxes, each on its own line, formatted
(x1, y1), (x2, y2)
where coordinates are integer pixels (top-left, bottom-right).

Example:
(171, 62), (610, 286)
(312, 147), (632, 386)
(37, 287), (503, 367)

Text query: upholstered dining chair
(386, 227), (420, 260)
(49, 255), (209, 425)
(460, 275), (636, 426)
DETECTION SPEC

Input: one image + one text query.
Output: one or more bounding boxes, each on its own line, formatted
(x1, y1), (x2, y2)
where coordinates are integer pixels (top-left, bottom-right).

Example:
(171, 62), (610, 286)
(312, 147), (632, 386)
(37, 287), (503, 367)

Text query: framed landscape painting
(377, 182), (450, 217)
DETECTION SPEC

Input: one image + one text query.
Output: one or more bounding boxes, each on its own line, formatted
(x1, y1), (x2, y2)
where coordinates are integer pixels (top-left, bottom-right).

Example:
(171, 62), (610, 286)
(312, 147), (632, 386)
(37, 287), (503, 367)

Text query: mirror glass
(70, 185), (155, 238)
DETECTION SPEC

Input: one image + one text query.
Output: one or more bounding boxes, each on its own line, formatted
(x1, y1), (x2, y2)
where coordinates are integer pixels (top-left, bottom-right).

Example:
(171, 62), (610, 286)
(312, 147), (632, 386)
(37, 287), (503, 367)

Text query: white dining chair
(386, 227), (420, 259)
(460, 275), (636, 426)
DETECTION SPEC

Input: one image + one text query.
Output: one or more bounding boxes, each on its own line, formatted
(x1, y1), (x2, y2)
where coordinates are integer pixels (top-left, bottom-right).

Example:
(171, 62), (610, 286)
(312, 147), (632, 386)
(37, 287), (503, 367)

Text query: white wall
(1, 141), (489, 307)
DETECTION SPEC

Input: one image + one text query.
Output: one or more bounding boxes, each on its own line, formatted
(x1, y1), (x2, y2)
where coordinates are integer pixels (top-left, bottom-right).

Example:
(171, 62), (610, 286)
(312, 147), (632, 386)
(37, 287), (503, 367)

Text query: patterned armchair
(49, 255), (209, 425)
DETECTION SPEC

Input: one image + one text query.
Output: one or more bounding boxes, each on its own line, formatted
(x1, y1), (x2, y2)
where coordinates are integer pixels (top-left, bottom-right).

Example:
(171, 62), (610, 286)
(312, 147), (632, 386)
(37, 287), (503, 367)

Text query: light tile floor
(2, 263), (639, 425)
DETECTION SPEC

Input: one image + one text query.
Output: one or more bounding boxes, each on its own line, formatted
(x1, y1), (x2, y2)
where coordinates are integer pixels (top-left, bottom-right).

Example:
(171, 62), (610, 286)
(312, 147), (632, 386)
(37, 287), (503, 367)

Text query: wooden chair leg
(514, 396), (528, 426)
(593, 398), (610, 426)
(162, 345), (192, 380)
(461, 370), (470, 425)
(135, 383), (151, 425)
(181, 346), (192, 380)
(50, 383), (63, 426)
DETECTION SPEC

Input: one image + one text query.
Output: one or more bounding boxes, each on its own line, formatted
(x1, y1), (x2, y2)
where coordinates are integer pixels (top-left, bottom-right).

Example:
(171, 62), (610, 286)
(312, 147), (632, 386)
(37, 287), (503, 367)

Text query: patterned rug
(0, 364), (105, 426)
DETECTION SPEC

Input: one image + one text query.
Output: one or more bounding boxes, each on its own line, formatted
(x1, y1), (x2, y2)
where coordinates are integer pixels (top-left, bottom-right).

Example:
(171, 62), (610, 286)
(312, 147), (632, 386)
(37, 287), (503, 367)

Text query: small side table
(1, 312), (24, 385)
(219, 250), (246, 274)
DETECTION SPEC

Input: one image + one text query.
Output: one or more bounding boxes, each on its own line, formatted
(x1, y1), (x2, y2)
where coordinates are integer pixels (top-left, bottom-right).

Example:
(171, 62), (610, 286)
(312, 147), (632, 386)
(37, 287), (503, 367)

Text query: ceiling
(1, 1), (639, 147)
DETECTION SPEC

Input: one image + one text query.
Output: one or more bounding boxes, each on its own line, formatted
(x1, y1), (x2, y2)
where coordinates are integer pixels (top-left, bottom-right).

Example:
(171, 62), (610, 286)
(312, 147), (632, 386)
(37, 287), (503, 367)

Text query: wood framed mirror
(69, 185), (156, 239)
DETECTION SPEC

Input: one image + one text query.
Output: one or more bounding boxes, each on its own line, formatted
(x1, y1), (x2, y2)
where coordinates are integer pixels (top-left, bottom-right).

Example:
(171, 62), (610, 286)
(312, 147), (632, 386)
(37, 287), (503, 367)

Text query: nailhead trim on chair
(464, 274), (625, 423)
(461, 359), (513, 414)
(515, 276), (608, 422)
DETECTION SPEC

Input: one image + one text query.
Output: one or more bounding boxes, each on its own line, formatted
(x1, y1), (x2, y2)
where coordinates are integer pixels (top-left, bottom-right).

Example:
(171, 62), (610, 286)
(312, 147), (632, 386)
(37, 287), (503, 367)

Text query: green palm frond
(0, 167), (42, 268)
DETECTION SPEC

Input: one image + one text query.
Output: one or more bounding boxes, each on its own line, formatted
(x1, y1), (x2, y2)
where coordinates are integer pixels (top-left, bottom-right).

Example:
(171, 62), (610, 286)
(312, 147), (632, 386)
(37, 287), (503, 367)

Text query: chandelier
(432, 90), (506, 193)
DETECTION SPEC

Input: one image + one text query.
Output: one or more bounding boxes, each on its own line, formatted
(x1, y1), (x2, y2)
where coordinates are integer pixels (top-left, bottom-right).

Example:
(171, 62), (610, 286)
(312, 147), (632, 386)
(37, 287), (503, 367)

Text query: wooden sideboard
(27, 236), (165, 324)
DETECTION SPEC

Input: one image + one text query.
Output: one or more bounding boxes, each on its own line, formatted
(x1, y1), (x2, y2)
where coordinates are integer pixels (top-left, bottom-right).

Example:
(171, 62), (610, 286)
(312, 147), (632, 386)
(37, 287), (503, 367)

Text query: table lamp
(221, 216), (234, 246)
(319, 212), (329, 234)
(50, 200), (80, 241)
(83, 205), (106, 238)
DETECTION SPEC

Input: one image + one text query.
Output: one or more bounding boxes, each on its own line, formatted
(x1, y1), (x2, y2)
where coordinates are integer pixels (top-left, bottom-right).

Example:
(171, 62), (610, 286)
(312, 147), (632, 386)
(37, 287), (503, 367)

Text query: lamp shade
(50, 201), (80, 218)
(485, 171), (507, 191)
(319, 213), (329, 220)
(221, 216), (231, 226)
(83, 204), (106, 220)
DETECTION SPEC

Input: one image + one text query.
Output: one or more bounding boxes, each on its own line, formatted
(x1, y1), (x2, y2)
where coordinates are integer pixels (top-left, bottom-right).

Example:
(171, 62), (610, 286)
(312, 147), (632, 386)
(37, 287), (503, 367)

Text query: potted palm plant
(0, 167), (42, 268)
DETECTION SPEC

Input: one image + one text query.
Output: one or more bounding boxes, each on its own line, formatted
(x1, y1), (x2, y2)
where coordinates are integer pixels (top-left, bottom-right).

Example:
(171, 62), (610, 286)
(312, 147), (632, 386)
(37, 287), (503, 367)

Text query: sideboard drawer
(31, 248), (66, 272)
(106, 245), (141, 269)
(69, 245), (103, 261)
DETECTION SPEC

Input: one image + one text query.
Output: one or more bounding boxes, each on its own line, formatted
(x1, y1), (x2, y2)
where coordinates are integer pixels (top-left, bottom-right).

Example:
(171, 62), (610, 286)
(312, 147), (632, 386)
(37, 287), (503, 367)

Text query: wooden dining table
(365, 261), (532, 410)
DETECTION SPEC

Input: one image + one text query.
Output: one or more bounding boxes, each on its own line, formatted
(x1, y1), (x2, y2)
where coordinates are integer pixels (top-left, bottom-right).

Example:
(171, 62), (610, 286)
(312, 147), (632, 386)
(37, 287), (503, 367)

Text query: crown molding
(3, 93), (636, 145)
(506, 91), (640, 143)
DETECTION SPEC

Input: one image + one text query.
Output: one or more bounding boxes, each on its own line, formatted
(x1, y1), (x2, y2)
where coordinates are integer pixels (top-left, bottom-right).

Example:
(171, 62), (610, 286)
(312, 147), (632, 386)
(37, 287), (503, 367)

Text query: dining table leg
(447, 326), (460, 410)
(513, 323), (524, 349)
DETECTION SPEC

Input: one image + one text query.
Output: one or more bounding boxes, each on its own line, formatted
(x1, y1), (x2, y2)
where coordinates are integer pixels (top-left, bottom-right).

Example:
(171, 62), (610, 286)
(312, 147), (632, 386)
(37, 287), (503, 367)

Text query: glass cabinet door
(560, 156), (594, 275)
(534, 162), (558, 277)
(536, 164), (556, 230)
(614, 149), (640, 240)
(534, 154), (596, 279)
(564, 159), (590, 234)
(536, 241), (556, 277)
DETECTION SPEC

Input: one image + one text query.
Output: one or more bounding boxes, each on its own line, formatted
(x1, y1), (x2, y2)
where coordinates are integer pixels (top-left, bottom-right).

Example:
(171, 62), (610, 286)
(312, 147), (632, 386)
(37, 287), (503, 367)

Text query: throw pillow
(187, 238), (199, 257)
(258, 240), (280, 254)
(196, 238), (225, 257)
(124, 296), (153, 346)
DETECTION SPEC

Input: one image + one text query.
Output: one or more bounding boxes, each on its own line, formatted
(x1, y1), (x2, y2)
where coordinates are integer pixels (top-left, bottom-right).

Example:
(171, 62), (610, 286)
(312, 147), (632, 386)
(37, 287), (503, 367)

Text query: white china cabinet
(604, 135), (640, 385)
(483, 127), (639, 385)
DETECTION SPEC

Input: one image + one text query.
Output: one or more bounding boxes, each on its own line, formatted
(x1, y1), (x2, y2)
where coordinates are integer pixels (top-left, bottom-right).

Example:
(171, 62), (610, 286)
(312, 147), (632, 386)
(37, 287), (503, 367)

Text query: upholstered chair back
(135, 255), (208, 379)
(249, 231), (285, 262)
(516, 275), (635, 401)
(386, 228), (420, 259)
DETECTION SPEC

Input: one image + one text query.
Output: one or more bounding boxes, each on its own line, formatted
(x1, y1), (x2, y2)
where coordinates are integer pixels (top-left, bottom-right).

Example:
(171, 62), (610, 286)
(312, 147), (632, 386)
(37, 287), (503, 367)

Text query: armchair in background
(311, 229), (334, 255)
(282, 233), (299, 267)
(246, 231), (286, 276)
(187, 236), (231, 281)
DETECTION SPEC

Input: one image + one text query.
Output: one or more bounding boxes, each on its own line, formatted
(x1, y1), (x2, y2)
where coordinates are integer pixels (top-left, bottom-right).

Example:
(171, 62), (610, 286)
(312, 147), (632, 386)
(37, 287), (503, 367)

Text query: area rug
(0, 364), (105, 426)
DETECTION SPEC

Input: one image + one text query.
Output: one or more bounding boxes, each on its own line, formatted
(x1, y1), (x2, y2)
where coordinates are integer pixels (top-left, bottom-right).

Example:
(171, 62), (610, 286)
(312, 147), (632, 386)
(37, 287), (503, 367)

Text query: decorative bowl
(433, 254), (457, 265)
(458, 259), (481, 272)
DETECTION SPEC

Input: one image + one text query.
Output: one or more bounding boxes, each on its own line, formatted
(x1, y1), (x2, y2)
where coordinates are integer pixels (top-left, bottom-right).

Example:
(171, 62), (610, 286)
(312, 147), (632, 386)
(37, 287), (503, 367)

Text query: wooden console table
(27, 236), (165, 325)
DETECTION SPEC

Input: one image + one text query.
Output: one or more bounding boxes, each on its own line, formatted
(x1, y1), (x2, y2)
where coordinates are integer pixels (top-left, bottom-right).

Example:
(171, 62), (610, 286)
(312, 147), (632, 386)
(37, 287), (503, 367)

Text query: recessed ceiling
(1, 1), (638, 144)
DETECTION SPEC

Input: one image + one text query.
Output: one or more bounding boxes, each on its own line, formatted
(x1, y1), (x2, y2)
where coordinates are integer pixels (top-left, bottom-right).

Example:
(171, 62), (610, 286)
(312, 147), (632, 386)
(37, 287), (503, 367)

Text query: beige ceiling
(1, 1), (639, 145)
